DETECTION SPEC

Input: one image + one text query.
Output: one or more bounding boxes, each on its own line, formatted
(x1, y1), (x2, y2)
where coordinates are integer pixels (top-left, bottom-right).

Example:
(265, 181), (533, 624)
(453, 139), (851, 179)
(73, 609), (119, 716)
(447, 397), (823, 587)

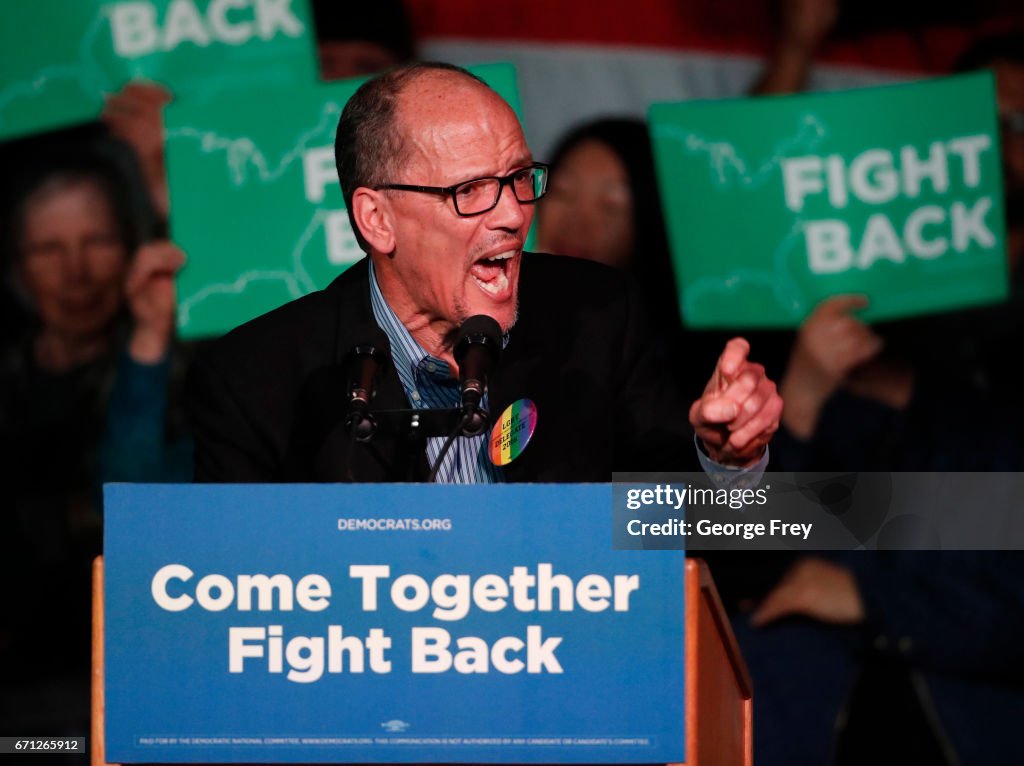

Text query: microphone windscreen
(454, 315), (502, 365)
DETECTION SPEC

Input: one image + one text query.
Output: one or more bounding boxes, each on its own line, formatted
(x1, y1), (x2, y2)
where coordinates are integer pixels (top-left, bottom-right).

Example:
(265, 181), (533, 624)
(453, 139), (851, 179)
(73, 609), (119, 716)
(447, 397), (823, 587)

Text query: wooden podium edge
(93, 556), (116, 766)
(92, 556), (750, 766)
(681, 558), (753, 766)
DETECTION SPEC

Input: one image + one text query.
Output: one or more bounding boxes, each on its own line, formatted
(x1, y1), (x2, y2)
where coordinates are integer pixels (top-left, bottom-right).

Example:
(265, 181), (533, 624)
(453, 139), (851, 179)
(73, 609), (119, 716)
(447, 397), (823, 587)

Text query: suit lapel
(488, 312), (553, 482)
(309, 259), (426, 480)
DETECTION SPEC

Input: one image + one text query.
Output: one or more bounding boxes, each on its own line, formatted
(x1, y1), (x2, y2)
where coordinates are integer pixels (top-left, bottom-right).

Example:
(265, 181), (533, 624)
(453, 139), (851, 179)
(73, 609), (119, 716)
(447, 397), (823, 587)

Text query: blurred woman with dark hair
(0, 149), (189, 732)
(538, 118), (678, 309)
(537, 117), (786, 397)
(536, 118), (708, 390)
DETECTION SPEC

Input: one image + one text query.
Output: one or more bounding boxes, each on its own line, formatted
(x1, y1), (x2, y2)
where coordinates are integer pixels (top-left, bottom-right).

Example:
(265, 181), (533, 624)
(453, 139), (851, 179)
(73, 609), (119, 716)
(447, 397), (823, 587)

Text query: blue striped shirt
(368, 261), (504, 484)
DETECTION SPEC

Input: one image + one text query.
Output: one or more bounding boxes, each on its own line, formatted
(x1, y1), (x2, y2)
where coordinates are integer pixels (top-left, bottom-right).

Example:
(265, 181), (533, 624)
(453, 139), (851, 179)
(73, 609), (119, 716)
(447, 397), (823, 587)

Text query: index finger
(716, 337), (750, 381)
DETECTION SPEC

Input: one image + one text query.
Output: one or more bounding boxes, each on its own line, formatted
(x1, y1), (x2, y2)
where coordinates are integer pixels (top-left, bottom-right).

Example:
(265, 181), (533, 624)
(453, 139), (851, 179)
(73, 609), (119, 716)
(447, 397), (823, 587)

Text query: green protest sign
(649, 72), (1008, 328)
(166, 63), (527, 339)
(0, 0), (316, 141)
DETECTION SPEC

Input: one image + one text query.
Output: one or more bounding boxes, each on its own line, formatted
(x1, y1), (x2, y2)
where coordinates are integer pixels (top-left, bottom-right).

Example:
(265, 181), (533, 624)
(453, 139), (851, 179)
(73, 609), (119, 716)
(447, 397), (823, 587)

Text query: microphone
(344, 325), (390, 442)
(453, 315), (502, 437)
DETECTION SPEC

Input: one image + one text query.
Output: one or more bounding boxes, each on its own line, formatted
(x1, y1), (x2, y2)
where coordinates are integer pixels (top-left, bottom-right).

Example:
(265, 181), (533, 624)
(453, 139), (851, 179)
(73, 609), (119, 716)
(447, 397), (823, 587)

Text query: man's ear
(351, 188), (396, 254)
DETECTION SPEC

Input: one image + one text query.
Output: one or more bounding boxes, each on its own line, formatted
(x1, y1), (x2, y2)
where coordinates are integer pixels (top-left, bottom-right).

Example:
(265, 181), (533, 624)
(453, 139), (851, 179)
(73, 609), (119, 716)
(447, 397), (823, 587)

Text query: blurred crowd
(2, 1), (1023, 763)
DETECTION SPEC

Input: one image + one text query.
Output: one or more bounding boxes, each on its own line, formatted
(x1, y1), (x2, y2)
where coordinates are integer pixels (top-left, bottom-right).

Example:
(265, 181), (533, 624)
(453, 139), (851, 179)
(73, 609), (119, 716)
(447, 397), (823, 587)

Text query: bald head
(334, 63), (503, 251)
(393, 71), (523, 178)
(394, 68), (510, 125)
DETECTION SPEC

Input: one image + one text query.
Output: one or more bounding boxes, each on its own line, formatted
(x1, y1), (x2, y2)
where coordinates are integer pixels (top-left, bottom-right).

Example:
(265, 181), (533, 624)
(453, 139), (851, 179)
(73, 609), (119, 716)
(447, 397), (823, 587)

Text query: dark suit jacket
(186, 254), (701, 482)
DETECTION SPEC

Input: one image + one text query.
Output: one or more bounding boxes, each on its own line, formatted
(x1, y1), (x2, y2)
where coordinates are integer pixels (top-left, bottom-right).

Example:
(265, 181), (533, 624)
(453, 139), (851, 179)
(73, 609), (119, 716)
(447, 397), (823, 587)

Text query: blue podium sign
(103, 484), (685, 763)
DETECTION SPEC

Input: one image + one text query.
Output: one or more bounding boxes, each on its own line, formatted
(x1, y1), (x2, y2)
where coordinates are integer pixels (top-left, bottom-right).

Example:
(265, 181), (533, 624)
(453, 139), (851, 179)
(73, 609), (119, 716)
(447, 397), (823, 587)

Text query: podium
(92, 556), (751, 766)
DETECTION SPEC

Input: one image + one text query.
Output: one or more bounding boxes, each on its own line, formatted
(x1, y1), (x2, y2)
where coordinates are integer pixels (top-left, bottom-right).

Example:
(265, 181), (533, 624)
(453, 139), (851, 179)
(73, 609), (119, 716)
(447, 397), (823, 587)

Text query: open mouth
(469, 250), (516, 298)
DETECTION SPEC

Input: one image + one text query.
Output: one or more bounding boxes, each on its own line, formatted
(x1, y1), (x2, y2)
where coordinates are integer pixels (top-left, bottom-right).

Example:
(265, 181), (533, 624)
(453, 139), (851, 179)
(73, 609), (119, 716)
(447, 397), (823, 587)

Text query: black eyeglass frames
(374, 163), (550, 216)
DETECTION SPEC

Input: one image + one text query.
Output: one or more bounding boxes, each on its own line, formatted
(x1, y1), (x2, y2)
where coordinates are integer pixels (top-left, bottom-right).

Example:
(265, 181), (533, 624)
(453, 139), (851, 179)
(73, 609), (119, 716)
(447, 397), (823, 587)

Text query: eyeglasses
(375, 163), (549, 216)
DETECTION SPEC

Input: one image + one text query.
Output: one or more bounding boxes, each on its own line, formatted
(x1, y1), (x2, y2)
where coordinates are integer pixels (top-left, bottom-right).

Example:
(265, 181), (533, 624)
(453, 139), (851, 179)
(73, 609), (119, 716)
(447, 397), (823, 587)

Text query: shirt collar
(367, 259), (510, 388)
(368, 259), (452, 389)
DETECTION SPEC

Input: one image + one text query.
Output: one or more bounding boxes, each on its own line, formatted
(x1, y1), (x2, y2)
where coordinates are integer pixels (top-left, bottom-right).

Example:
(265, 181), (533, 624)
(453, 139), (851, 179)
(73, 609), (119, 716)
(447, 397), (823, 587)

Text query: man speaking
(186, 63), (783, 482)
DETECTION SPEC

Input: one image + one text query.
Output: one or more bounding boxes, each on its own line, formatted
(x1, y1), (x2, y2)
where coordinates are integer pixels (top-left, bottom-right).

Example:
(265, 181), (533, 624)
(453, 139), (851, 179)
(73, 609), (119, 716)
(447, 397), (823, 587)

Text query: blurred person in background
(313, 0), (416, 80)
(756, 5), (1024, 430)
(0, 0), (419, 731)
(721, 13), (1024, 764)
(537, 116), (790, 398)
(536, 118), (654, 272)
(535, 117), (736, 396)
(0, 149), (189, 732)
(772, 28), (1024, 469)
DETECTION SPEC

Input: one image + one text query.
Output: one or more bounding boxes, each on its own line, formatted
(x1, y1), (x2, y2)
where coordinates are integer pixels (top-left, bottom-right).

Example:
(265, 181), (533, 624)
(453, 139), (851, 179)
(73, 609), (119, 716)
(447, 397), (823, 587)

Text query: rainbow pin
(489, 399), (538, 466)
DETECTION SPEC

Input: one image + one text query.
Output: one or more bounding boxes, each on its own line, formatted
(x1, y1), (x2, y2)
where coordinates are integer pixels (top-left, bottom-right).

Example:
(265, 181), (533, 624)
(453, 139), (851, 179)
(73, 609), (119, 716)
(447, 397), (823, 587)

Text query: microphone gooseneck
(453, 315), (502, 437)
